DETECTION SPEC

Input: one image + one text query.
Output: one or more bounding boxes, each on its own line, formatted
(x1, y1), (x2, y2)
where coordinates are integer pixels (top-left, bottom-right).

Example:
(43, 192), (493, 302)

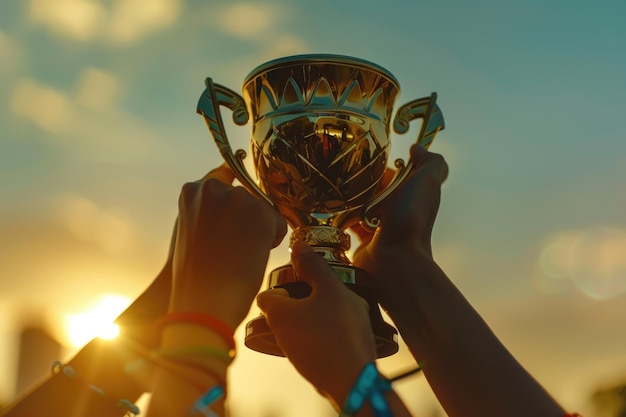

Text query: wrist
(380, 257), (446, 319)
(156, 311), (236, 352)
(355, 243), (433, 280)
(67, 337), (146, 402)
(168, 296), (244, 331)
(359, 247), (440, 312)
(337, 362), (392, 417)
(320, 358), (373, 411)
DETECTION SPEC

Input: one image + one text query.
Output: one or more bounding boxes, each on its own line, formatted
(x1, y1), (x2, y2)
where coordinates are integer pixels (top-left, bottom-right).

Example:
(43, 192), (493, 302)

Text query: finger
(271, 216), (288, 249)
(201, 163), (236, 184)
(349, 222), (373, 244)
(410, 145), (449, 184)
(204, 163), (287, 248)
(291, 241), (342, 293)
(166, 217), (179, 260)
(256, 287), (296, 319)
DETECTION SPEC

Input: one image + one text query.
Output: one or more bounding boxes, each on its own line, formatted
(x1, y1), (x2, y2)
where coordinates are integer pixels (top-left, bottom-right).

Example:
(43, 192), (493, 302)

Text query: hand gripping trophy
(197, 54), (444, 358)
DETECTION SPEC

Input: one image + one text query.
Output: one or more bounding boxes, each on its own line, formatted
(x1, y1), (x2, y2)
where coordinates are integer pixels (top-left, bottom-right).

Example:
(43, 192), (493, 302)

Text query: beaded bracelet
(51, 361), (140, 416)
(155, 312), (236, 353)
(339, 362), (392, 417)
(119, 335), (227, 389)
(187, 385), (224, 417)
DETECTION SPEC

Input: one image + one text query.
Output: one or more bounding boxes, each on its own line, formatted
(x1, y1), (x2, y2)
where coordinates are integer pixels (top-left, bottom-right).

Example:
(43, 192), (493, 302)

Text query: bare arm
(353, 145), (567, 417)
(3, 165), (287, 417)
(257, 241), (414, 417)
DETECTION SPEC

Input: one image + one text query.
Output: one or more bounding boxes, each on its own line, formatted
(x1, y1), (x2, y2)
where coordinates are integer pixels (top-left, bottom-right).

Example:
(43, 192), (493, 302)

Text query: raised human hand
(113, 166), (255, 345)
(168, 164), (288, 330)
(256, 241), (376, 407)
(351, 145), (448, 310)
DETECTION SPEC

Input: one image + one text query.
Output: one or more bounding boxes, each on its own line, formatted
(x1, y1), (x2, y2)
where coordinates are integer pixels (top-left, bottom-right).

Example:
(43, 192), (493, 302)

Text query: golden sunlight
(537, 227), (626, 299)
(65, 294), (131, 348)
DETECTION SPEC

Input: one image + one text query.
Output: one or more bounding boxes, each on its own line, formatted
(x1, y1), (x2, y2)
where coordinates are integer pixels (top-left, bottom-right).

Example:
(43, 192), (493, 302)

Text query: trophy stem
(244, 226), (399, 358)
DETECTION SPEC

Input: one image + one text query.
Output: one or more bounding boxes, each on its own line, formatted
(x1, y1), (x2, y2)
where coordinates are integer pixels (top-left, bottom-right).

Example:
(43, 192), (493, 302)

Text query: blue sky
(1, 1), (626, 415)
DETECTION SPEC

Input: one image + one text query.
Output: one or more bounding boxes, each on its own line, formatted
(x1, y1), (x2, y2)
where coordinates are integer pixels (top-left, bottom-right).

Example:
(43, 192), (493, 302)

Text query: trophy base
(244, 264), (399, 358)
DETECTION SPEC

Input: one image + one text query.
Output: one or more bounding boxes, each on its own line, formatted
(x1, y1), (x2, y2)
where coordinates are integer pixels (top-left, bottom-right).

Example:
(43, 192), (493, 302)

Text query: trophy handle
(361, 92), (445, 230)
(196, 77), (275, 208)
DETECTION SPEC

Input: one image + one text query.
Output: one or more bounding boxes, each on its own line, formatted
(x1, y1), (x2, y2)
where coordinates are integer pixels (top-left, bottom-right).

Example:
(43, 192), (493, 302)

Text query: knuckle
(179, 181), (199, 204)
(425, 152), (449, 182)
(426, 151), (445, 166)
(276, 215), (288, 233)
(202, 177), (228, 192)
(180, 181), (198, 195)
(229, 185), (253, 202)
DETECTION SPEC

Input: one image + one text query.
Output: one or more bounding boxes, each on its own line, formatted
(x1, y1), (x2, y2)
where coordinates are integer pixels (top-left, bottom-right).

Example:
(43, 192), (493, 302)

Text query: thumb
(201, 163), (236, 184)
(256, 287), (294, 318)
(291, 241), (342, 293)
(409, 145), (448, 184)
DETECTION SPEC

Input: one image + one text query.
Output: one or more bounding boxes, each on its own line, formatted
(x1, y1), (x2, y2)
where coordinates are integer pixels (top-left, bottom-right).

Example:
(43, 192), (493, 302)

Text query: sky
(1, 0), (626, 415)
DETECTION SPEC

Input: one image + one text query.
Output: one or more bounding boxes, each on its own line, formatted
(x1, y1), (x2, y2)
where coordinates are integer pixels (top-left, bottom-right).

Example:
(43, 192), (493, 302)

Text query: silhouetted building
(593, 380), (626, 417)
(15, 326), (61, 397)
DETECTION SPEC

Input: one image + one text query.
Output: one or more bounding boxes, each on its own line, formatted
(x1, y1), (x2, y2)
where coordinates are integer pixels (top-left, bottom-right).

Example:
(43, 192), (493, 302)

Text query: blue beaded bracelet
(339, 362), (392, 417)
(51, 361), (140, 416)
(187, 385), (224, 417)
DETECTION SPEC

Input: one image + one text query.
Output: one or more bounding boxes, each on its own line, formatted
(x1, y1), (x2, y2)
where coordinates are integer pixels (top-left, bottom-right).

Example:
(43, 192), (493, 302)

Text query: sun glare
(66, 295), (131, 348)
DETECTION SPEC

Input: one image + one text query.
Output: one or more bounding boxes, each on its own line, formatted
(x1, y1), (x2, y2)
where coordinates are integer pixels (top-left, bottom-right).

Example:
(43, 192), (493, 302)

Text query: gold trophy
(197, 54), (444, 357)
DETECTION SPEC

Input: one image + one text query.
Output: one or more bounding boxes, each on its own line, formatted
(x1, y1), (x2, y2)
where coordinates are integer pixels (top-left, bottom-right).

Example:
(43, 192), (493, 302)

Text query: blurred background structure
(592, 380), (626, 417)
(1, 1), (625, 416)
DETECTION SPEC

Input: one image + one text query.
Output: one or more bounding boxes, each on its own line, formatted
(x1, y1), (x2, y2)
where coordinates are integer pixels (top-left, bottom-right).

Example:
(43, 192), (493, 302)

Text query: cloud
(26, 0), (182, 44)
(55, 193), (135, 255)
(261, 35), (311, 60)
(10, 79), (75, 134)
(28, 0), (106, 41)
(9, 68), (178, 161)
(213, 2), (281, 39)
(107, 0), (182, 44)
(75, 67), (120, 110)
(9, 68), (120, 136)
(0, 30), (24, 76)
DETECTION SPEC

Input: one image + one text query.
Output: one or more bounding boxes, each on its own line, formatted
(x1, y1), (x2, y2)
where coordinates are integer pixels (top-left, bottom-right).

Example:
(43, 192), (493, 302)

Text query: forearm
(146, 322), (230, 417)
(385, 259), (565, 417)
(2, 338), (145, 417)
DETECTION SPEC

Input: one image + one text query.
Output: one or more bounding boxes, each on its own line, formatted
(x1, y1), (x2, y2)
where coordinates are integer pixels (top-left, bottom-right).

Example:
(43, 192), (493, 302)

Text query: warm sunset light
(2, 1), (625, 415)
(66, 295), (131, 348)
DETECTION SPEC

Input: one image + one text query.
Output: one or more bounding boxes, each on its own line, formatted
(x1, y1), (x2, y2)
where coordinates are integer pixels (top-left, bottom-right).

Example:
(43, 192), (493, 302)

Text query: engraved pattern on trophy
(290, 226), (351, 251)
(243, 63), (398, 232)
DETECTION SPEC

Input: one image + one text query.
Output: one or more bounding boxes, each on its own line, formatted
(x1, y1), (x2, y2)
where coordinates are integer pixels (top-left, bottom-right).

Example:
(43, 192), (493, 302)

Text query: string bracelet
(155, 312), (236, 353)
(153, 346), (234, 365)
(339, 362), (392, 417)
(187, 385), (224, 417)
(119, 336), (227, 389)
(149, 352), (228, 387)
(51, 361), (140, 416)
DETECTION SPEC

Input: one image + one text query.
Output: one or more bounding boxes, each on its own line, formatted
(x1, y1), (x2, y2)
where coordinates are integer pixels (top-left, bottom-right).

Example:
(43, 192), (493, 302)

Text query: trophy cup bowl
(197, 54), (445, 357)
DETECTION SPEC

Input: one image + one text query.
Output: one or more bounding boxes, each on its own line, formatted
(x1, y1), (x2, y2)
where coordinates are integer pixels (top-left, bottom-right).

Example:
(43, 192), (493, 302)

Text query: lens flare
(537, 227), (626, 300)
(66, 294), (131, 347)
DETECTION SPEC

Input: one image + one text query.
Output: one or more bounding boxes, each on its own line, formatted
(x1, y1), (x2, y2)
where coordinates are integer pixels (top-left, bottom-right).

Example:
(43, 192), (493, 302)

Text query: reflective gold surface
(243, 55), (399, 230)
(197, 54), (445, 358)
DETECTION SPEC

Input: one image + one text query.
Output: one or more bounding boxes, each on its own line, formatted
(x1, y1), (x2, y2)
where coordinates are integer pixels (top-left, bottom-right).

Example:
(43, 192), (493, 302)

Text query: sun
(66, 294), (131, 348)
